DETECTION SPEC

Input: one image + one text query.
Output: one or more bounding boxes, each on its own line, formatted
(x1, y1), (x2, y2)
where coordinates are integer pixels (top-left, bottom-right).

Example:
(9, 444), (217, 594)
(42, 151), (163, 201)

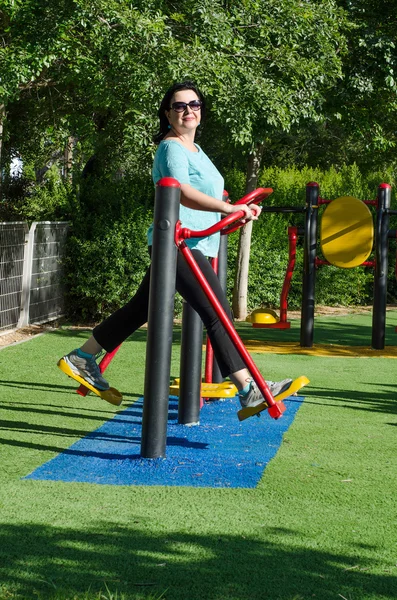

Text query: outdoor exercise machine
(170, 191), (238, 407)
(250, 182), (396, 350)
(173, 187), (309, 427)
(60, 178), (309, 458)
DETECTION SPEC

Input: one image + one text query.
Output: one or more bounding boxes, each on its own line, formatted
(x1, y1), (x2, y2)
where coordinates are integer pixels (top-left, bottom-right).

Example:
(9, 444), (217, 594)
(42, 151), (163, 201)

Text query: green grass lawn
(0, 312), (396, 600)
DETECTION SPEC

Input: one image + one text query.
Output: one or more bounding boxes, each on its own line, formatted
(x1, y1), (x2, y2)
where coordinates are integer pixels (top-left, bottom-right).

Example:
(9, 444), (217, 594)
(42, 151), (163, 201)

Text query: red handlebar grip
(177, 187), (273, 242)
(234, 187), (273, 206)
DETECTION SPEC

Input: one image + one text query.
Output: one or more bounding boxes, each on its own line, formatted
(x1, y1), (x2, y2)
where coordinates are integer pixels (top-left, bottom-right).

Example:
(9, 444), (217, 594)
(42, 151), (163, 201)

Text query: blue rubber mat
(25, 395), (304, 488)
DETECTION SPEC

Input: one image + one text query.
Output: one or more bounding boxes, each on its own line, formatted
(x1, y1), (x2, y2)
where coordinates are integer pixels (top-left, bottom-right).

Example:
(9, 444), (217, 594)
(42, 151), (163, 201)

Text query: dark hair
(152, 80), (206, 145)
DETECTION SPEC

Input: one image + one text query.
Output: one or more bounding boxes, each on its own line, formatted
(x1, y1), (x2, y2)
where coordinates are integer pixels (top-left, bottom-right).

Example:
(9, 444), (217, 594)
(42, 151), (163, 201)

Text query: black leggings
(93, 249), (245, 378)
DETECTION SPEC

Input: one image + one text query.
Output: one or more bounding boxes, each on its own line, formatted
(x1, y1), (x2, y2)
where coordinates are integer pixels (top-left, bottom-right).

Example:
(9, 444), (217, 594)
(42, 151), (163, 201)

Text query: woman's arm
(180, 183), (261, 221)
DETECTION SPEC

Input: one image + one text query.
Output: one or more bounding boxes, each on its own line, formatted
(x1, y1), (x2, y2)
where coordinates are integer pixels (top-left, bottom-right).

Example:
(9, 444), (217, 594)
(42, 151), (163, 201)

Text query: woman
(59, 81), (292, 409)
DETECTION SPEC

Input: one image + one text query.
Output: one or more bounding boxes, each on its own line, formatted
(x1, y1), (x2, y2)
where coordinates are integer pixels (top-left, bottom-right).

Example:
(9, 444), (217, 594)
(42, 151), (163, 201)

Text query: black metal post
(178, 301), (203, 425)
(300, 182), (319, 347)
(211, 191), (230, 383)
(141, 178), (180, 458)
(372, 183), (391, 350)
(211, 232), (228, 383)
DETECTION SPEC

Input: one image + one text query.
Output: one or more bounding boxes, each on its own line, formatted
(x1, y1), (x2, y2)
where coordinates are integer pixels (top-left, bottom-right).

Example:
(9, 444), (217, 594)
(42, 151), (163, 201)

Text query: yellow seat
(247, 308), (279, 325)
(320, 196), (374, 268)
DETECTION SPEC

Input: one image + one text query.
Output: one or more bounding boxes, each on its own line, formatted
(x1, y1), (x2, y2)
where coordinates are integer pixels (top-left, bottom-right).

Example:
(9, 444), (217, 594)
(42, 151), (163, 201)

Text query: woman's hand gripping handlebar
(221, 187), (273, 235)
(176, 187), (273, 243)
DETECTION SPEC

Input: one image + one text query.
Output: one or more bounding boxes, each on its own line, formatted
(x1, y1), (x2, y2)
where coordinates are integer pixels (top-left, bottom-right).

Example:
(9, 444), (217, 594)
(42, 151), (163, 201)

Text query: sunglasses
(170, 100), (202, 113)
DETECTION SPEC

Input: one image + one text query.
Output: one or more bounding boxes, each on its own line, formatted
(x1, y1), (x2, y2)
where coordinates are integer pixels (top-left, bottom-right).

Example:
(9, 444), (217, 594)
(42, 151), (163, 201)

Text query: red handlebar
(180, 209), (246, 240)
(221, 187), (273, 235)
(178, 187), (273, 242)
(234, 187), (273, 206)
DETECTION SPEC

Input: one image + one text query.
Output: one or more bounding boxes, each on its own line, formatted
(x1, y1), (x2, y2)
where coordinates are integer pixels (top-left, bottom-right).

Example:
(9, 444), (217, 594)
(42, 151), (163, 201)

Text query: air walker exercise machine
(59, 178), (309, 458)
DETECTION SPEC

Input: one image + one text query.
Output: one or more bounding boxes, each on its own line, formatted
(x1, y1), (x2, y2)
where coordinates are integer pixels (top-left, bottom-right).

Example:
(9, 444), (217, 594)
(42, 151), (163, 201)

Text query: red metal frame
(280, 227), (297, 325)
(221, 188), (273, 235)
(176, 239), (284, 417)
(252, 226), (297, 329)
(315, 259), (376, 268)
(205, 188), (229, 386)
(318, 197), (378, 207)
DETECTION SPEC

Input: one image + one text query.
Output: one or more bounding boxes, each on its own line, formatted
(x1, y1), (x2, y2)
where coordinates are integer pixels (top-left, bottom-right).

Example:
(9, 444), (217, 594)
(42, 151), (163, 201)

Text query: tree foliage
(1, 1), (348, 172)
(332, 0), (397, 158)
(1, 1), (396, 319)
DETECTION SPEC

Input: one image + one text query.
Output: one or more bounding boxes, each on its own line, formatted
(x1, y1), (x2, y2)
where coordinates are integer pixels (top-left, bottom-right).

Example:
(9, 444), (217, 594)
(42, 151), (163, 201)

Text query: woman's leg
(175, 250), (248, 384)
(93, 249), (258, 390)
(62, 248), (291, 401)
(60, 266), (152, 390)
(176, 250), (292, 403)
(75, 265), (152, 355)
(92, 266), (151, 352)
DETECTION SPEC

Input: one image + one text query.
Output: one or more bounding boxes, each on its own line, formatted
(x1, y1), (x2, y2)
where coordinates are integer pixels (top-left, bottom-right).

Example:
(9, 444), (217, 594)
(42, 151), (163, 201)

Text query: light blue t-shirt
(148, 139), (225, 258)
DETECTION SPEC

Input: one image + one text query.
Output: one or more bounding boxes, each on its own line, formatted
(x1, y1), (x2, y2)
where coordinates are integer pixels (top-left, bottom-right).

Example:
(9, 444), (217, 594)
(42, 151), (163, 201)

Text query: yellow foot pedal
(170, 379), (237, 398)
(57, 358), (123, 406)
(237, 375), (310, 422)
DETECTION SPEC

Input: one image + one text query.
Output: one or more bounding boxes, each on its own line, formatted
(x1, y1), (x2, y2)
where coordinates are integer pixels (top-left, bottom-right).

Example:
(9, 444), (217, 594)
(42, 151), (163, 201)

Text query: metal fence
(0, 221), (69, 332)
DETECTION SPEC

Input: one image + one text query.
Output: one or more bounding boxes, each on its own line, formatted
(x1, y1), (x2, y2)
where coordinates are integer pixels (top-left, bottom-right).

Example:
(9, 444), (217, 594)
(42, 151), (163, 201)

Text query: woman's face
(165, 89), (201, 135)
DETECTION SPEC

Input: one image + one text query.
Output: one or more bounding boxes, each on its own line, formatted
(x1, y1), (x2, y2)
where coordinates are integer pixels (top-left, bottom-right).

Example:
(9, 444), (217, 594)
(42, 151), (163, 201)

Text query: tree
(321, 0), (397, 169)
(1, 1), (173, 178)
(1, 0), (355, 320)
(264, 1), (397, 173)
(194, 0), (348, 318)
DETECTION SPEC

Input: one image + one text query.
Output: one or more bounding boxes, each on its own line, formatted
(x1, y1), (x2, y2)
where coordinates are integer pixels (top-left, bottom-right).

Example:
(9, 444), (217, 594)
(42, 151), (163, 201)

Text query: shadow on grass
(0, 379), (141, 400)
(308, 383), (397, 416)
(0, 436), (141, 458)
(0, 434), (207, 460)
(0, 398), (200, 458)
(0, 522), (395, 600)
(0, 401), (124, 422)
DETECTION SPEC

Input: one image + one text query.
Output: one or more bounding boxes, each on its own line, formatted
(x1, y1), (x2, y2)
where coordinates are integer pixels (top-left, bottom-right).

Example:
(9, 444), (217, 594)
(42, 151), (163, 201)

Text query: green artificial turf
(0, 313), (396, 600)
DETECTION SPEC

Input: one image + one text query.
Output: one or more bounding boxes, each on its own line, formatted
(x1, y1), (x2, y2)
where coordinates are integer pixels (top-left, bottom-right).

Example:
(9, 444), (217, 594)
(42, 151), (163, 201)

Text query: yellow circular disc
(320, 196), (374, 268)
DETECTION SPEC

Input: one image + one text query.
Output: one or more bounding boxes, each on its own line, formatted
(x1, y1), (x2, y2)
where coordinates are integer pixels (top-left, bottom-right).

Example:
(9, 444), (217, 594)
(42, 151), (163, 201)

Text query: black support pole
(178, 301), (203, 425)
(372, 183), (391, 350)
(300, 182), (319, 348)
(141, 178), (180, 458)
(211, 232), (228, 383)
(211, 190), (230, 383)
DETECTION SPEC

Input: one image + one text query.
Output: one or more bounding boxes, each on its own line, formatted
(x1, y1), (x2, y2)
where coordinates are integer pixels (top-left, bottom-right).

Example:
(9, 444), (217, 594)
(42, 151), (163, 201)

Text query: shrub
(3, 161), (396, 322)
(65, 208), (152, 321)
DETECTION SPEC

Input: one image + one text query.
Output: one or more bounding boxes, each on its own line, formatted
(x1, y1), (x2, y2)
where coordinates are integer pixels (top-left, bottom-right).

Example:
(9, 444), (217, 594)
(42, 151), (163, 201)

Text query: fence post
(17, 222), (37, 328)
(141, 178), (181, 459)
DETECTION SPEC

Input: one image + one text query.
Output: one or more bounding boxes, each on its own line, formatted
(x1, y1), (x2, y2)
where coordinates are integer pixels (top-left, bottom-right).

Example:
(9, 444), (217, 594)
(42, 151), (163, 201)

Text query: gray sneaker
(63, 349), (110, 391)
(239, 378), (293, 408)
(266, 378), (293, 398)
